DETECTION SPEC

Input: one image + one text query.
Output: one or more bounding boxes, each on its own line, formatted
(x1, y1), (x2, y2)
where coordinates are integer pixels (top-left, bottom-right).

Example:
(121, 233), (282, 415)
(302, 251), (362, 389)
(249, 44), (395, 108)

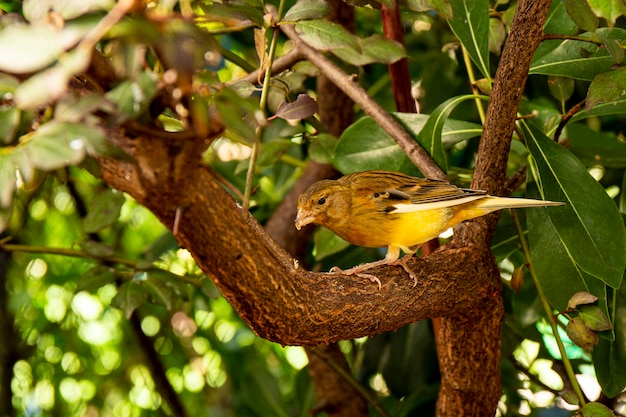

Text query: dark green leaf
(0, 155), (17, 208)
(566, 316), (598, 350)
(527, 193), (608, 315)
(416, 95), (488, 171)
(308, 133), (336, 164)
(313, 227), (350, 261)
(530, 28), (626, 80)
(593, 282), (626, 397)
(563, 0), (598, 32)
(111, 281), (147, 319)
(586, 67), (626, 111)
(581, 401), (617, 417)
(524, 121), (625, 288)
(295, 19), (360, 52)
(579, 305), (612, 331)
(604, 38), (624, 64)
(275, 94), (318, 121)
(566, 123), (626, 168)
(547, 76), (574, 101)
(76, 265), (118, 292)
(488, 17), (506, 55)
(283, 0), (330, 21)
(334, 111), (482, 174)
(544, 0), (579, 35)
(332, 35), (405, 66)
(83, 188), (126, 233)
(447, 0), (490, 79)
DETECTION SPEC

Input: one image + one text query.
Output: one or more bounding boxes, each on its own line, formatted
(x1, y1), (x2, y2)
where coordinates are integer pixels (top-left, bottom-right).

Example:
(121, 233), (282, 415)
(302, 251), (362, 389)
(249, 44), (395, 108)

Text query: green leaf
(83, 188), (126, 233)
(0, 24), (64, 73)
(579, 305), (612, 331)
(488, 17), (506, 55)
(547, 76), (574, 102)
(581, 401), (617, 417)
(563, 0), (598, 32)
(274, 94), (318, 121)
(23, 0), (113, 21)
(313, 227), (350, 261)
(105, 71), (158, 121)
(604, 38), (624, 64)
(0, 106), (20, 144)
(524, 121), (626, 288)
(331, 35), (405, 66)
(295, 19), (360, 52)
(0, 155), (17, 208)
(111, 281), (147, 319)
(23, 121), (106, 171)
(416, 94), (488, 171)
(530, 28), (626, 80)
(566, 316), (598, 350)
(405, 0), (452, 19)
(283, 0), (330, 21)
(527, 190), (608, 315)
(76, 265), (118, 292)
(570, 99), (626, 123)
(544, 0), (579, 35)
(587, 0), (626, 26)
(586, 67), (626, 111)
(334, 111), (483, 174)
(593, 282), (626, 397)
(566, 123), (626, 168)
(308, 133), (336, 164)
(447, 0), (490, 80)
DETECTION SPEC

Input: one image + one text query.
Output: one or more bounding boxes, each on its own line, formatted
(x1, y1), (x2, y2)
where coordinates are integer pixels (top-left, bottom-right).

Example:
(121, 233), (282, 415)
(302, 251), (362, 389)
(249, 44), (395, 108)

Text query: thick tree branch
(97, 136), (498, 346)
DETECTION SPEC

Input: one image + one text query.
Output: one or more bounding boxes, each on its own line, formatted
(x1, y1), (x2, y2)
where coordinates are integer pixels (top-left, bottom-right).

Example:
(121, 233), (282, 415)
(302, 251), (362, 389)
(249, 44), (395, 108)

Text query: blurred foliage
(0, 0), (626, 416)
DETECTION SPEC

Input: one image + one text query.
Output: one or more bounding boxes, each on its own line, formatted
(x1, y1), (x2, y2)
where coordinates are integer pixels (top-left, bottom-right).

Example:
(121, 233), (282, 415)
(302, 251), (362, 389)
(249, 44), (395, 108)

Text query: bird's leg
(329, 260), (388, 289)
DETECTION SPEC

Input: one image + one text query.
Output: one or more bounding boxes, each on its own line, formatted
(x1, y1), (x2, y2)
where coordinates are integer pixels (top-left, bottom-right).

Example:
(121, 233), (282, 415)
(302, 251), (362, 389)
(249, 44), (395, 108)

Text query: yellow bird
(295, 170), (563, 287)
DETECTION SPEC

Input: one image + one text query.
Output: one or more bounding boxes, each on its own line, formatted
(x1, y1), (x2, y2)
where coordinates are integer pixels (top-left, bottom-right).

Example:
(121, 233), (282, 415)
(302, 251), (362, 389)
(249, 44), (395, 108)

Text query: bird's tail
(476, 196), (564, 210)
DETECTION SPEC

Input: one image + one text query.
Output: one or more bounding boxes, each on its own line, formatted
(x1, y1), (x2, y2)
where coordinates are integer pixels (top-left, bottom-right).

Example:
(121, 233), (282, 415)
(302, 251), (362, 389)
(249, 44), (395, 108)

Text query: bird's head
(295, 179), (348, 231)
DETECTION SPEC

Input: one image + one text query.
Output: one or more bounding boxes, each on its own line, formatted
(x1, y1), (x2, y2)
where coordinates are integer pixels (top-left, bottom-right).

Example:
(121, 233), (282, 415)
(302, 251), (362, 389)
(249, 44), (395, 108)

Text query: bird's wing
(343, 171), (489, 213)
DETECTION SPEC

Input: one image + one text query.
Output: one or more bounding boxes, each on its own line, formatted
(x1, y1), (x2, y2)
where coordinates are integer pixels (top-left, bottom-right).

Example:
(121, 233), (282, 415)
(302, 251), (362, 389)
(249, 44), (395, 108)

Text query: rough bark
(435, 1), (552, 416)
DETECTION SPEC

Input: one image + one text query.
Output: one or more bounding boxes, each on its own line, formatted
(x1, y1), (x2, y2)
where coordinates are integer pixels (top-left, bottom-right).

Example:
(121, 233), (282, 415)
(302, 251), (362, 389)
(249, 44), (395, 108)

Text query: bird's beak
(295, 209), (314, 231)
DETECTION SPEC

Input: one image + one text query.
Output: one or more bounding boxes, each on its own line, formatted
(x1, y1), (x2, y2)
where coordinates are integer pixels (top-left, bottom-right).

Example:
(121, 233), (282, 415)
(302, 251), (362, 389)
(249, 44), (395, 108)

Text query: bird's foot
(388, 253), (418, 287)
(330, 265), (382, 290)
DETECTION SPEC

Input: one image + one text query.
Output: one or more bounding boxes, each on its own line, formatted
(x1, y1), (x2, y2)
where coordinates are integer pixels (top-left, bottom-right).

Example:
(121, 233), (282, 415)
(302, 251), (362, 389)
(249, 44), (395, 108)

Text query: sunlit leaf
(331, 35), (405, 66)
(0, 25), (65, 73)
(23, 0), (113, 21)
(283, 0), (330, 21)
(295, 19), (360, 52)
(568, 291), (598, 310)
(587, 0), (626, 26)
(566, 316), (598, 350)
(0, 106), (20, 144)
(579, 305), (612, 332)
(405, 0), (452, 19)
(447, 0), (490, 80)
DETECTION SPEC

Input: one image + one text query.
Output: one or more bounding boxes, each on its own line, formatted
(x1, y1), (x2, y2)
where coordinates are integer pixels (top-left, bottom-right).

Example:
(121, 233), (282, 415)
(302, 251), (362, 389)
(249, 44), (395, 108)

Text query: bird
(295, 170), (564, 288)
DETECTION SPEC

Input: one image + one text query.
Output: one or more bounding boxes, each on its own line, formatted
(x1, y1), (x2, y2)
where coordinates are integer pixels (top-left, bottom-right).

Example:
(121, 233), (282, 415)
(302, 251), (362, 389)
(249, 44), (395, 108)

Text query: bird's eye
(317, 197), (326, 205)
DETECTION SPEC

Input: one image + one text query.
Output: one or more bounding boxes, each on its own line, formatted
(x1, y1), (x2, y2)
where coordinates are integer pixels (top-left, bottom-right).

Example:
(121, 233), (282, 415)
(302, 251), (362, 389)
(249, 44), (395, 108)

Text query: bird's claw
(330, 266), (382, 290)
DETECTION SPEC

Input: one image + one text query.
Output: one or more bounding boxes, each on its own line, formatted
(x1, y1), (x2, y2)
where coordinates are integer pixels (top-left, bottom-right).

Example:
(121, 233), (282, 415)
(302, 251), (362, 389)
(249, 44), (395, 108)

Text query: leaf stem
(462, 46), (487, 125)
(509, 210), (587, 406)
(242, 0), (287, 213)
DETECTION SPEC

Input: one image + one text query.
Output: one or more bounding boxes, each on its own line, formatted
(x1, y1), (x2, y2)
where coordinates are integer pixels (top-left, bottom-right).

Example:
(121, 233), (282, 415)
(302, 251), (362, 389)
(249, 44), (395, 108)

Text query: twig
(280, 22), (446, 181)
